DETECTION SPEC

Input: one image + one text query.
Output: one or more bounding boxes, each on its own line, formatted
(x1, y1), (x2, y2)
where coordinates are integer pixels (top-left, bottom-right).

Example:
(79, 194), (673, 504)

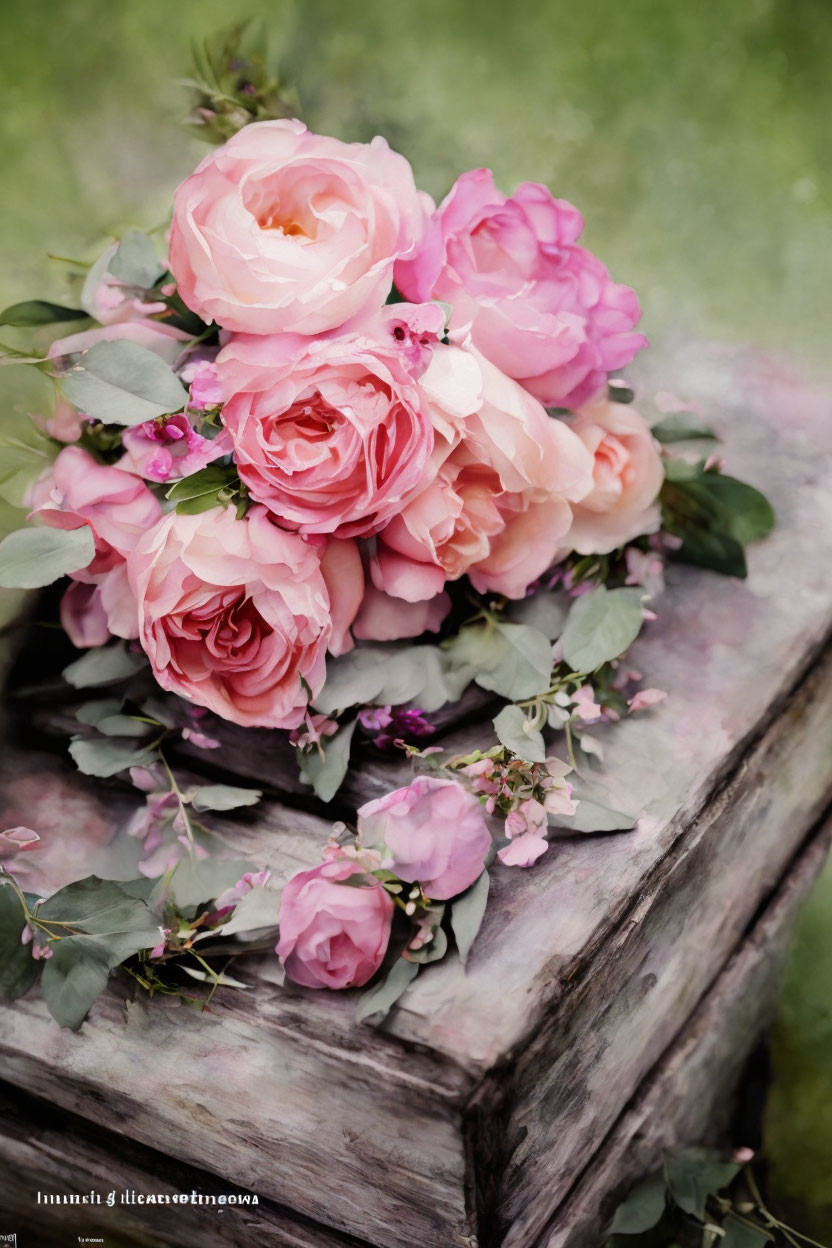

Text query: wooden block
(1, 343), (831, 1247)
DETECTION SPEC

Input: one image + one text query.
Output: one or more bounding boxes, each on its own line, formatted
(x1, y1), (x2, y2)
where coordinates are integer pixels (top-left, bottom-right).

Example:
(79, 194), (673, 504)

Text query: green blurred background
(2, 0), (831, 1232)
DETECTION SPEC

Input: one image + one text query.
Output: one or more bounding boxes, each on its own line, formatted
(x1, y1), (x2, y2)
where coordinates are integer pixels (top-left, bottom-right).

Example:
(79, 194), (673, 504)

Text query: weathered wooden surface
(540, 813), (832, 1248)
(1, 341), (832, 1248)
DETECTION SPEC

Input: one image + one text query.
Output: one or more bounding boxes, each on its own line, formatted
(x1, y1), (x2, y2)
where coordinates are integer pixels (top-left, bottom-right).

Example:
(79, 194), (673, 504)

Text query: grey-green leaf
(63, 643), (146, 688)
(721, 1214), (771, 1248)
(297, 720), (356, 802)
(40, 939), (111, 1030)
(69, 737), (157, 778)
(450, 872), (489, 965)
(561, 586), (644, 673)
(446, 621), (552, 701)
(0, 523), (94, 588)
(355, 957), (420, 1023)
(154, 858), (256, 912)
(0, 883), (39, 1002)
(60, 340), (188, 427)
(557, 797), (638, 834)
(652, 412), (718, 443)
(664, 1150), (740, 1219)
(493, 704), (546, 763)
(609, 1170), (667, 1234)
(108, 229), (163, 289)
(0, 300), (88, 327)
(506, 592), (568, 640)
(191, 784), (262, 812)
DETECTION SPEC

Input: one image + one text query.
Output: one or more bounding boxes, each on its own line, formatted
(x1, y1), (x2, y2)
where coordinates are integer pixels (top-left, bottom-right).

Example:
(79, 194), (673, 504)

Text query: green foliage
(505, 591), (568, 641)
(355, 956), (420, 1023)
(296, 719), (356, 802)
(107, 229), (163, 289)
(0, 882), (39, 1001)
(493, 704), (546, 763)
(445, 620), (553, 700)
(63, 642), (147, 688)
(190, 784), (262, 812)
(661, 462), (774, 579)
(60, 340), (188, 427)
(0, 300), (87, 327)
(559, 795), (638, 833)
(561, 586), (644, 674)
(315, 643), (469, 715)
(450, 871), (489, 965)
(0, 413), (56, 508)
(651, 412), (718, 443)
(68, 737), (157, 778)
(0, 522), (94, 588)
(166, 464), (243, 515)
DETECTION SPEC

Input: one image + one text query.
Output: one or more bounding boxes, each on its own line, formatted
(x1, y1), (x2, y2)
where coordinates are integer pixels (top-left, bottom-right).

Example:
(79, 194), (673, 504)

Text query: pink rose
(277, 859), (394, 990)
(217, 317), (435, 537)
(373, 346), (594, 600)
(352, 584), (451, 642)
(563, 401), (664, 554)
(357, 776), (491, 901)
(128, 505), (343, 729)
(169, 118), (428, 335)
(395, 169), (647, 409)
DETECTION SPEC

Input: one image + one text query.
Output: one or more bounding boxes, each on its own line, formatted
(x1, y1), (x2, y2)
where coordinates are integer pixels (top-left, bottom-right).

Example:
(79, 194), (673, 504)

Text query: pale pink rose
(169, 118), (428, 335)
(357, 776), (491, 901)
(29, 446), (163, 581)
(127, 505), (335, 729)
(277, 859), (394, 990)
(317, 536), (363, 656)
(373, 346), (594, 600)
(353, 584), (451, 642)
(395, 169), (647, 409)
(216, 321), (435, 537)
(563, 401), (664, 554)
(120, 412), (232, 483)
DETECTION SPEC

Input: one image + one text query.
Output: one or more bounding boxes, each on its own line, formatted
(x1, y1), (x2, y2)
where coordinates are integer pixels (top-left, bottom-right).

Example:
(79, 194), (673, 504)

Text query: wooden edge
(535, 811), (832, 1248)
(0, 1079), (367, 1248)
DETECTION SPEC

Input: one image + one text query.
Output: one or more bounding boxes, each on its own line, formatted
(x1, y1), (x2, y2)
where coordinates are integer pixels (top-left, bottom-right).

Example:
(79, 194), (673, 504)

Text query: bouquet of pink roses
(0, 38), (773, 1027)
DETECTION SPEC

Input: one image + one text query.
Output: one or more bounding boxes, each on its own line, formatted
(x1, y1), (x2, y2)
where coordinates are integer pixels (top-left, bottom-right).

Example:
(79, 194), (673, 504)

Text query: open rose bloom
(7, 102), (704, 1001)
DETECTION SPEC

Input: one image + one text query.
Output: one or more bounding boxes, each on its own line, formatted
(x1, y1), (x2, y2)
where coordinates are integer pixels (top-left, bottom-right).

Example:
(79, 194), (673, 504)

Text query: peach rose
(217, 315), (436, 537)
(395, 169), (647, 409)
(372, 346), (594, 600)
(128, 506), (352, 728)
(169, 119), (428, 335)
(563, 401), (664, 554)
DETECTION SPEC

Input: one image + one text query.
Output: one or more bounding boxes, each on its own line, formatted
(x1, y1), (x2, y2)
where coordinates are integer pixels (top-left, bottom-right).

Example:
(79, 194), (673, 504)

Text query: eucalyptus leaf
(40, 939), (111, 1030)
(94, 715), (153, 738)
(0, 523), (94, 588)
(608, 1170), (667, 1234)
(69, 737), (157, 778)
(74, 698), (122, 726)
(493, 704), (546, 763)
(38, 876), (159, 938)
(155, 858), (256, 912)
(664, 1150), (740, 1219)
(191, 784), (263, 812)
(651, 412), (718, 443)
(561, 586), (644, 673)
(445, 621), (552, 701)
(315, 644), (470, 715)
(555, 796), (638, 833)
(63, 643), (146, 688)
(108, 229), (163, 289)
(297, 719), (356, 802)
(212, 886), (279, 937)
(355, 956), (420, 1023)
(506, 592), (568, 640)
(0, 883), (39, 1001)
(60, 340), (188, 426)
(0, 300), (88, 327)
(450, 872), (490, 965)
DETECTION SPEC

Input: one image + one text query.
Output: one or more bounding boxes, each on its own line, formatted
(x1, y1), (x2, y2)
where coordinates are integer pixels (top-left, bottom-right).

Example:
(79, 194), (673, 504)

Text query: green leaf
(664, 1150), (740, 1219)
(561, 586), (644, 673)
(60, 340), (188, 427)
(609, 1170), (667, 1234)
(506, 592), (568, 641)
(191, 784), (262, 812)
(0, 523), (94, 588)
(675, 527), (747, 577)
(450, 872), (489, 965)
(38, 876), (158, 937)
(355, 956), (420, 1023)
(211, 886), (279, 937)
(108, 229), (163, 289)
(155, 858), (256, 912)
(721, 1215), (771, 1248)
(63, 643), (146, 688)
(446, 621), (553, 701)
(559, 797), (638, 833)
(74, 698), (122, 726)
(68, 737), (157, 778)
(93, 715), (152, 738)
(0, 414), (56, 507)
(0, 300), (88, 327)
(652, 412), (718, 443)
(166, 465), (237, 505)
(493, 704), (546, 763)
(315, 644), (470, 716)
(694, 474), (775, 544)
(40, 938), (111, 1029)
(0, 883), (39, 1001)
(297, 720), (357, 802)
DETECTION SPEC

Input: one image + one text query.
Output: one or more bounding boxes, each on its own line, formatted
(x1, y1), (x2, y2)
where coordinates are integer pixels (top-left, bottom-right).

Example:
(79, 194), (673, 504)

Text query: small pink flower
(357, 776), (491, 900)
(181, 726), (222, 751)
(120, 412), (232, 484)
(628, 688), (667, 713)
(571, 685), (603, 723)
(179, 358), (224, 409)
(277, 859), (394, 990)
(357, 706), (394, 733)
(31, 942), (54, 961)
(149, 927), (170, 959)
(625, 547), (665, 598)
(498, 830), (549, 867)
(290, 713), (340, 750)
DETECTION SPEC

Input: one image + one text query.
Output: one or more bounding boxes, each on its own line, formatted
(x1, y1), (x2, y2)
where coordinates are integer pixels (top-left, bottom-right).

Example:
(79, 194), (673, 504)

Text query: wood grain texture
(0, 342), (831, 1248)
(538, 813), (832, 1248)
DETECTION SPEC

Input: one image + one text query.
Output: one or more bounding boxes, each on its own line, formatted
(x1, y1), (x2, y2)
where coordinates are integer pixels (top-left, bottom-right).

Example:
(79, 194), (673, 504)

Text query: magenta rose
(216, 317), (436, 537)
(357, 776), (491, 901)
(563, 400), (664, 554)
(277, 859), (394, 990)
(128, 505), (341, 728)
(169, 118), (427, 335)
(372, 346), (594, 601)
(395, 169), (647, 410)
